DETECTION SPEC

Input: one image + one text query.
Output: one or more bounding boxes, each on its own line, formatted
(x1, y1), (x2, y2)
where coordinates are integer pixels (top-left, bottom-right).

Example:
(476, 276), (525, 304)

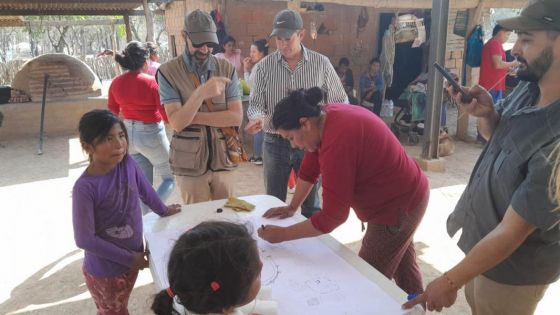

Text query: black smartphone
(433, 62), (471, 101)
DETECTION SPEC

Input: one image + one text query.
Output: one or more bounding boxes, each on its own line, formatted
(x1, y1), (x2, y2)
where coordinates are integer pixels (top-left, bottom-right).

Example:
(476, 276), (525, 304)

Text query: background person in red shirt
(479, 25), (519, 103)
(257, 87), (429, 295)
(109, 41), (175, 209)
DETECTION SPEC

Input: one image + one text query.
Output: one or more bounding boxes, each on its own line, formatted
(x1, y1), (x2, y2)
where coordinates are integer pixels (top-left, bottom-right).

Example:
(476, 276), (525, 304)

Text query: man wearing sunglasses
(157, 9), (242, 204)
(246, 9), (347, 218)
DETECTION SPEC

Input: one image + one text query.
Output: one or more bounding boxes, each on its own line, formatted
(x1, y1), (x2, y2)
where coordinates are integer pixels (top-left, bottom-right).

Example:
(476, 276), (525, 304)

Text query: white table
(144, 195), (423, 315)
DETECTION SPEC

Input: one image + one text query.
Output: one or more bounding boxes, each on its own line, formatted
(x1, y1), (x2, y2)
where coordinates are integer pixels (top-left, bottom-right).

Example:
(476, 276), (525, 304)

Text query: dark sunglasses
(191, 41), (218, 49)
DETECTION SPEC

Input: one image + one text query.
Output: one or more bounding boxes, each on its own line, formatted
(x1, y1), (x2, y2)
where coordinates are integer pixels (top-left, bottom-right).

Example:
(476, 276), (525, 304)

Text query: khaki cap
(184, 9), (218, 45)
(498, 0), (560, 32)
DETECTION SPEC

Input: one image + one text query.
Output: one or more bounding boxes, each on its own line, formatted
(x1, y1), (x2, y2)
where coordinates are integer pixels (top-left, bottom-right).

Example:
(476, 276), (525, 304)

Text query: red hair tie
(210, 281), (220, 292)
(166, 287), (175, 298)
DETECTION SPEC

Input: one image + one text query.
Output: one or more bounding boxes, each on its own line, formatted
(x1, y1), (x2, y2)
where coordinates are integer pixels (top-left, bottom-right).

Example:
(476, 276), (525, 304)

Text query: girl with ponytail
(151, 221), (263, 315)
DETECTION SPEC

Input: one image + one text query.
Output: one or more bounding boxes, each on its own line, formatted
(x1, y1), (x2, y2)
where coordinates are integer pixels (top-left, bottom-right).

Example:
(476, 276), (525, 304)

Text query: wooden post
(38, 74), (49, 155)
(143, 0), (154, 42)
(124, 14), (133, 42)
(111, 23), (122, 76)
(457, 1), (485, 141)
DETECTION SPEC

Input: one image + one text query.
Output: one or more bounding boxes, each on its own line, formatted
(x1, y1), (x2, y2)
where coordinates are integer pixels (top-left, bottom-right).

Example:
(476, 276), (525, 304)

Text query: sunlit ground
(0, 135), (557, 314)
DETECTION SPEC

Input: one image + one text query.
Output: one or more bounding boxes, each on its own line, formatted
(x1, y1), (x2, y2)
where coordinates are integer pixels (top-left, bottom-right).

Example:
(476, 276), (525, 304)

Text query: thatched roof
(0, 0), (145, 16)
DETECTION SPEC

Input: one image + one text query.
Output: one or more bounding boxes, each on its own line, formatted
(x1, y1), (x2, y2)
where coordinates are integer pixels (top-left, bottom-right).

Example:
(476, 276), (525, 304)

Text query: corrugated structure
(0, 0), (144, 16)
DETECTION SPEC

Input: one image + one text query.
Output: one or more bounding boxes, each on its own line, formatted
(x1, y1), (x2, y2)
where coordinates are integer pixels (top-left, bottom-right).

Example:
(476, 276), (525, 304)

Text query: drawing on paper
(305, 276), (340, 294)
(260, 248), (280, 286)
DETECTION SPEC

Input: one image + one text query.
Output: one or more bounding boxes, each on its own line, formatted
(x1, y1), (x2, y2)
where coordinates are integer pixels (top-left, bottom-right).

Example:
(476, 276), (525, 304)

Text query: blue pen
(407, 293), (418, 301)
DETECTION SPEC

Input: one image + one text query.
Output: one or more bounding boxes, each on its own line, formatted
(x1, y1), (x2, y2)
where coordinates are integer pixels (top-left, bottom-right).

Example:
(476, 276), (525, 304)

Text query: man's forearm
(477, 110), (500, 140)
(166, 89), (206, 131)
(447, 208), (535, 288)
(190, 109), (242, 127)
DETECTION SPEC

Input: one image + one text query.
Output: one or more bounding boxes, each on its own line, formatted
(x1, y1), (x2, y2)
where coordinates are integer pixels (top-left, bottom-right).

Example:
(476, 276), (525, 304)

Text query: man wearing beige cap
(157, 9), (242, 204)
(246, 9), (347, 218)
(404, 1), (560, 314)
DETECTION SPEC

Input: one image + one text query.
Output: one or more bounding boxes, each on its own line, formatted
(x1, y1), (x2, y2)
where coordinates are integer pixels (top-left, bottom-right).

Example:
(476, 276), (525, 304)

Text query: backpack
(465, 25), (484, 67)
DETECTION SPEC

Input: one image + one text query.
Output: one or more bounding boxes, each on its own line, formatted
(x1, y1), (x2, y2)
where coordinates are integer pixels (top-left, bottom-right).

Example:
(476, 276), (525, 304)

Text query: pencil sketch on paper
(260, 248), (280, 286)
(305, 276), (340, 294)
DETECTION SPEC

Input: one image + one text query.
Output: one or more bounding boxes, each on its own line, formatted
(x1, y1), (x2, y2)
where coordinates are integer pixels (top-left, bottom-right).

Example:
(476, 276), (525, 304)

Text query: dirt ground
(0, 106), (557, 315)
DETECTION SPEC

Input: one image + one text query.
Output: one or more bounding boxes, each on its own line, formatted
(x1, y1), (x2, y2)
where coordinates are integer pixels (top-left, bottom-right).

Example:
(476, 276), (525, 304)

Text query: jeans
(489, 90), (504, 104)
(124, 120), (175, 213)
(252, 130), (264, 158)
(263, 133), (320, 218)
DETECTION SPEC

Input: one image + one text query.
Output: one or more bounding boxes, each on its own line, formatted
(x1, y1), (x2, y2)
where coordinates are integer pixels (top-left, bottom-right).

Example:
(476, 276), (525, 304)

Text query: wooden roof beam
(0, 9), (163, 16)
(297, 0), (526, 9)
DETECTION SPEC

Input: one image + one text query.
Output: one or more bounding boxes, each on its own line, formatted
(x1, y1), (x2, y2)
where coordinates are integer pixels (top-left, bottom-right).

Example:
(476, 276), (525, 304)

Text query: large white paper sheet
(145, 215), (405, 314)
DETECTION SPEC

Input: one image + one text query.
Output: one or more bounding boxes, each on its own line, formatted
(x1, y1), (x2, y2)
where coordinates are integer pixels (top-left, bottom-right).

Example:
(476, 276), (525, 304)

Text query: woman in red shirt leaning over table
(108, 41), (175, 210)
(257, 87), (429, 295)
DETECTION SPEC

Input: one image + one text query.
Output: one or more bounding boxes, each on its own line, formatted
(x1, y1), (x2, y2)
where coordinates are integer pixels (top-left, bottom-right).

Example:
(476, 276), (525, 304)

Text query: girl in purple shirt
(73, 109), (180, 315)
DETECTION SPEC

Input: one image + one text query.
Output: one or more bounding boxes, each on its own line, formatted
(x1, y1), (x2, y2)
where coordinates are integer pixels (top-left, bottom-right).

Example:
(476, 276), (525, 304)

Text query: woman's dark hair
(253, 38), (269, 56)
(492, 24), (509, 37)
(78, 109), (128, 162)
(272, 87), (324, 131)
(222, 35), (236, 47)
(369, 57), (380, 65)
(151, 221), (260, 315)
(338, 57), (350, 67)
(146, 41), (159, 56)
(114, 41), (149, 71)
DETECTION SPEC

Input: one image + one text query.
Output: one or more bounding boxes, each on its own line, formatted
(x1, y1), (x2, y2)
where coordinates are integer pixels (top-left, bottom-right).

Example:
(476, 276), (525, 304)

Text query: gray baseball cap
(183, 9), (219, 45)
(270, 9), (303, 38)
(498, 0), (560, 32)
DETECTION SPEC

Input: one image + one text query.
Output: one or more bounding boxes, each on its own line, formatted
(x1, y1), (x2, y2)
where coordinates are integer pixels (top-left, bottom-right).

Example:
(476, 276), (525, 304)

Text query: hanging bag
(466, 25), (484, 67)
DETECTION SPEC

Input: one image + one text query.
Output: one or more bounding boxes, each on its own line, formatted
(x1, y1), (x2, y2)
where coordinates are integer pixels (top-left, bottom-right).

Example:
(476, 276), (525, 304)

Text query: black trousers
(367, 91), (383, 116)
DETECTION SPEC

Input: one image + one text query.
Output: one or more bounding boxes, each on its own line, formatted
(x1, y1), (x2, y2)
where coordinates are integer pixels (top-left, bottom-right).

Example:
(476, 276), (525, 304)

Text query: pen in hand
(261, 224), (266, 230)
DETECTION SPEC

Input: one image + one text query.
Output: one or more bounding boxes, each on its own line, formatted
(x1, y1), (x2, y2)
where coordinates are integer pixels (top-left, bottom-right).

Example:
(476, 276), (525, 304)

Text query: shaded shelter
(0, 0), (160, 42)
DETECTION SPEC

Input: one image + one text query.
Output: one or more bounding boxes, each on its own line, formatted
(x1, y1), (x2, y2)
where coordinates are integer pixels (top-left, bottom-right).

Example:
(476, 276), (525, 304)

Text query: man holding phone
(404, 1), (560, 313)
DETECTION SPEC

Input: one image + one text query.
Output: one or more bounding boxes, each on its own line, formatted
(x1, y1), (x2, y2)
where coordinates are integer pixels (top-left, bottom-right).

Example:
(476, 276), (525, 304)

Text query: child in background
(243, 39), (269, 165)
(151, 221), (263, 315)
(73, 109), (180, 315)
(146, 42), (161, 76)
(215, 35), (244, 77)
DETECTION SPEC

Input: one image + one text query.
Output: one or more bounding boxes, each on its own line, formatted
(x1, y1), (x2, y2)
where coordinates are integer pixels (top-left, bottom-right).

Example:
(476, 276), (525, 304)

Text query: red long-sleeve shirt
(299, 104), (429, 233)
(108, 71), (168, 123)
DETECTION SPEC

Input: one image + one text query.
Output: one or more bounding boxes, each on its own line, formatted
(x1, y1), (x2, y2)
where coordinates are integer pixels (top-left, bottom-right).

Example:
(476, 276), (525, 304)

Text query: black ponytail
(151, 221), (260, 315)
(272, 87), (325, 131)
(114, 41), (149, 71)
(152, 290), (179, 315)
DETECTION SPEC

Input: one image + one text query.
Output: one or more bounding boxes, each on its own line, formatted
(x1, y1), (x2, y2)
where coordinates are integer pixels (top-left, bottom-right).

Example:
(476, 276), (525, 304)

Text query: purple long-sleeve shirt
(72, 155), (168, 277)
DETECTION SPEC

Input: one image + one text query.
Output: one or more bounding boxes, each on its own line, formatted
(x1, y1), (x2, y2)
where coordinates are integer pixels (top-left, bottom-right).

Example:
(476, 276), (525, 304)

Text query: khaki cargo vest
(158, 55), (236, 176)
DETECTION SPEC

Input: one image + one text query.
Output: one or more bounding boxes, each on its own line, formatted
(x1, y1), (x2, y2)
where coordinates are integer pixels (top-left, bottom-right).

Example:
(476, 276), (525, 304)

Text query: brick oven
(11, 53), (102, 102)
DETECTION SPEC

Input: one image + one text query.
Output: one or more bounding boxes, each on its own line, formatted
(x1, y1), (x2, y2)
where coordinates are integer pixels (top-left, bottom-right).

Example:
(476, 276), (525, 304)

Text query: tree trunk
(143, 0), (154, 42)
(130, 21), (142, 42)
(123, 15), (133, 42)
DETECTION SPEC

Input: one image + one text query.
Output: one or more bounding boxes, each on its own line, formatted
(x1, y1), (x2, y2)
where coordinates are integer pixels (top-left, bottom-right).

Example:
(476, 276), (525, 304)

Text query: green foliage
(116, 24), (126, 39)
